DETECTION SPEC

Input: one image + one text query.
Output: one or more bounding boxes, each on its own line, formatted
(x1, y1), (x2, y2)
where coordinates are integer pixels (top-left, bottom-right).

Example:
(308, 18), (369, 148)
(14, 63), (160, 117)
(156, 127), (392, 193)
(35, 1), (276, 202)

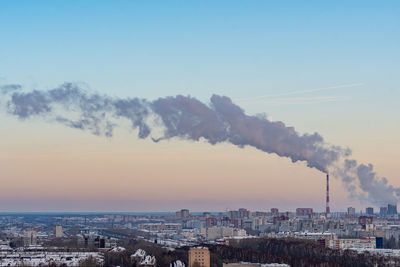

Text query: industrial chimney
(326, 174), (330, 218)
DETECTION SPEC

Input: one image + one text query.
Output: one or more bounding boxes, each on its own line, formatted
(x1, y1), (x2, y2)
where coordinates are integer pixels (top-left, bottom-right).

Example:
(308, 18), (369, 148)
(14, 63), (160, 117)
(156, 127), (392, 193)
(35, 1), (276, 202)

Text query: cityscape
(1, 0), (400, 266)
(2, 203), (400, 266)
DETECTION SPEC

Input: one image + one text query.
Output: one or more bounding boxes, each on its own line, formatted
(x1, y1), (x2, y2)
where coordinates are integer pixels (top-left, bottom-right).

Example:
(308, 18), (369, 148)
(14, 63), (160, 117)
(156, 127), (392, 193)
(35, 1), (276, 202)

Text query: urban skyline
(2, 207), (400, 266)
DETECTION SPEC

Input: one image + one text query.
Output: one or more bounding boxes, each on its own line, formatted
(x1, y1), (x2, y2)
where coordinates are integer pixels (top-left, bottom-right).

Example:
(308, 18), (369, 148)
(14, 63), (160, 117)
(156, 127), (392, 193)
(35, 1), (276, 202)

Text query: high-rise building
(24, 230), (37, 246)
(188, 247), (210, 267)
(366, 207), (374, 216)
(380, 207), (388, 217)
(388, 204), (397, 215)
(228, 208), (250, 219)
(347, 207), (356, 216)
(206, 217), (217, 228)
(176, 209), (190, 218)
(271, 208), (279, 215)
(296, 208), (313, 217)
(181, 209), (189, 218)
(54, 225), (63, 238)
(376, 237), (384, 249)
(238, 208), (250, 219)
(227, 210), (239, 219)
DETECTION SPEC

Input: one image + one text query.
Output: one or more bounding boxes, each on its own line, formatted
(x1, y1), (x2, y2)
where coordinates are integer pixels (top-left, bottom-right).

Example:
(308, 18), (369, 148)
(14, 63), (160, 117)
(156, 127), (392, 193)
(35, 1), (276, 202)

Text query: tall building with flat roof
(388, 204), (397, 215)
(24, 230), (37, 246)
(270, 208), (279, 215)
(228, 209), (250, 219)
(347, 207), (356, 216)
(54, 225), (63, 237)
(176, 209), (190, 218)
(296, 208), (313, 217)
(238, 208), (251, 219)
(366, 207), (374, 216)
(188, 247), (210, 267)
(380, 207), (388, 217)
(181, 209), (190, 218)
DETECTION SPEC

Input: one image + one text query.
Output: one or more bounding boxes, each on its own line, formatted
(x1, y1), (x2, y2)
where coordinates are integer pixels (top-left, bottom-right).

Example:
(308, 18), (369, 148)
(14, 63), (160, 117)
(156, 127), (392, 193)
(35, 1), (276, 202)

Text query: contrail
(236, 83), (364, 102)
(237, 96), (350, 105)
(0, 82), (396, 206)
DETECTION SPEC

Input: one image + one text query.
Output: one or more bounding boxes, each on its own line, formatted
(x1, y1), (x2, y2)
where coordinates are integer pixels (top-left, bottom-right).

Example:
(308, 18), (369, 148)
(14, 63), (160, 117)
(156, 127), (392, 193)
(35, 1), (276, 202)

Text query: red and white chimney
(326, 174), (330, 217)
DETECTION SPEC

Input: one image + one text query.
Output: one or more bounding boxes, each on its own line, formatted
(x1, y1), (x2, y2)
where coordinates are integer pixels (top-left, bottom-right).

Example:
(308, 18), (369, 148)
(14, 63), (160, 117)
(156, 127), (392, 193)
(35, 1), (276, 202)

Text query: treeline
(81, 237), (400, 266)
(103, 239), (187, 267)
(206, 237), (400, 267)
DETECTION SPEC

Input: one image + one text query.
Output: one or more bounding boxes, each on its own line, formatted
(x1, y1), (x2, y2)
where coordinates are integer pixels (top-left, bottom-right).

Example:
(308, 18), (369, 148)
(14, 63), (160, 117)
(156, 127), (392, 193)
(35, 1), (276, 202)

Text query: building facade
(54, 225), (63, 238)
(23, 230), (37, 246)
(188, 247), (210, 267)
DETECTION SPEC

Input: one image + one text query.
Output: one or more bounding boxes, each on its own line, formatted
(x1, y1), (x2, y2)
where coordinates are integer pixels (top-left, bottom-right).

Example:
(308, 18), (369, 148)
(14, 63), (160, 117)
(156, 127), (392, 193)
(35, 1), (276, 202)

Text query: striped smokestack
(326, 174), (330, 217)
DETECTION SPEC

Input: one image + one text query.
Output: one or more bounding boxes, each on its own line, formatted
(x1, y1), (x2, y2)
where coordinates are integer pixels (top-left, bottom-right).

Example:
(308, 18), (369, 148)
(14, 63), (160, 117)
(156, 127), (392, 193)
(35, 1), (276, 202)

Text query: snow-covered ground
(0, 251), (103, 266)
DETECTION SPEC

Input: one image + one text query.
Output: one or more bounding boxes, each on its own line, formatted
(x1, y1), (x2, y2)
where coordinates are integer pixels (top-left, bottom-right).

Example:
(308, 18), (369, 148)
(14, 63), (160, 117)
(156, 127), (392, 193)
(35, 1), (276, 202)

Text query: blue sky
(1, 1), (399, 98)
(1, 0), (399, 142)
(0, 1), (399, 211)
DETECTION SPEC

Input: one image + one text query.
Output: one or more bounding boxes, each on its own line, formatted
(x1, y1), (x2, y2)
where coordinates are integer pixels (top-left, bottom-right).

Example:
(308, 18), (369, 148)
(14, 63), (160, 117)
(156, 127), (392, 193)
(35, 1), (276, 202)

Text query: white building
(54, 225), (63, 238)
(24, 230), (37, 246)
(206, 226), (247, 240)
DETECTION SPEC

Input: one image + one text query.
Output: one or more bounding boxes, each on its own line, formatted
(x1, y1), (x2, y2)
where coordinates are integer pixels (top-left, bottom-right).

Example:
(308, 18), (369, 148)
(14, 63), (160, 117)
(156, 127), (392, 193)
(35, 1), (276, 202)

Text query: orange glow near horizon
(0, 119), (372, 212)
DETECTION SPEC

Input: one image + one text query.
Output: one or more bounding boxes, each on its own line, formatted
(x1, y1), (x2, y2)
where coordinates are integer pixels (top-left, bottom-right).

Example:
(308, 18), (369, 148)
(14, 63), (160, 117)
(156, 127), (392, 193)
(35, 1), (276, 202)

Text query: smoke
(0, 82), (397, 206)
(332, 159), (400, 206)
(0, 84), (21, 94)
(3, 83), (150, 138)
(152, 95), (349, 173)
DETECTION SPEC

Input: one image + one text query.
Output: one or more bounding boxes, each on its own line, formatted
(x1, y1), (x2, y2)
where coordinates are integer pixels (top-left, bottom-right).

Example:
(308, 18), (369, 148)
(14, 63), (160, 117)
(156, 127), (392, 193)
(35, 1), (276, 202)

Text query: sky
(0, 0), (399, 212)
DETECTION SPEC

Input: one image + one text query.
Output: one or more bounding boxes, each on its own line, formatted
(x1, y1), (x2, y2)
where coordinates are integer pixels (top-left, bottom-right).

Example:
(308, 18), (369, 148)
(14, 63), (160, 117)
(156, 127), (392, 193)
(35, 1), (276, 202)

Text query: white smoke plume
(0, 83), (397, 206)
(333, 159), (400, 206)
